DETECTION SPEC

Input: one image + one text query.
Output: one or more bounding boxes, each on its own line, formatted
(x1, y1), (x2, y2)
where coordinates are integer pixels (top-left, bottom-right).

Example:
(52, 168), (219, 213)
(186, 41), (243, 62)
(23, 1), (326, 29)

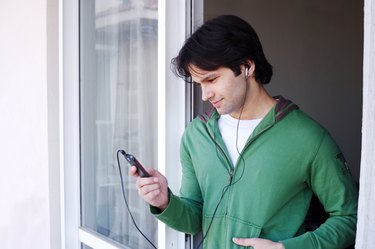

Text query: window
(80, 0), (158, 248)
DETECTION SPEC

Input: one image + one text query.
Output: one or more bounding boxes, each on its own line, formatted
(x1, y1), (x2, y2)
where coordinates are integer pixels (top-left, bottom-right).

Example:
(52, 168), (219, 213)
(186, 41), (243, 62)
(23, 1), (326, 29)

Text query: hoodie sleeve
(281, 131), (358, 249)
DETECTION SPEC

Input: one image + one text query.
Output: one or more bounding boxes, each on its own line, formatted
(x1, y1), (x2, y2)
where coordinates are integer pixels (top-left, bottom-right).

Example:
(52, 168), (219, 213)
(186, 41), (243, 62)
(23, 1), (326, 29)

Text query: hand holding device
(120, 149), (169, 210)
(120, 150), (151, 177)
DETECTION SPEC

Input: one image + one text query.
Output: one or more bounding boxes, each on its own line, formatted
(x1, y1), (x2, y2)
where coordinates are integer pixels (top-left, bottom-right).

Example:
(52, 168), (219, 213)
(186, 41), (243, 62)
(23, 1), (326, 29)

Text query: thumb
(145, 167), (155, 175)
(147, 168), (160, 177)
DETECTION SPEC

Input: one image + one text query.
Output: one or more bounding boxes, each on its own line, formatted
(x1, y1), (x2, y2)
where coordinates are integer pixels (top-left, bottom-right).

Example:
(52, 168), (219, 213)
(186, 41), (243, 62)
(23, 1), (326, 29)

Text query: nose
(201, 84), (214, 102)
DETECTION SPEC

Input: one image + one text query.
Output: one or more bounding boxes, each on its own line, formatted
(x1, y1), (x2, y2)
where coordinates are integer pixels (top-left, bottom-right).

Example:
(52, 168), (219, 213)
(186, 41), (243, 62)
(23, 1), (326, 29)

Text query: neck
(230, 81), (276, 120)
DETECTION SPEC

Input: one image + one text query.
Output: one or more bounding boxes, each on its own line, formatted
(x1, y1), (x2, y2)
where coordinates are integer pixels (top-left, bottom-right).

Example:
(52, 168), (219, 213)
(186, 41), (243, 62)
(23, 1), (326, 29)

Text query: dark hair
(172, 15), (273, 84)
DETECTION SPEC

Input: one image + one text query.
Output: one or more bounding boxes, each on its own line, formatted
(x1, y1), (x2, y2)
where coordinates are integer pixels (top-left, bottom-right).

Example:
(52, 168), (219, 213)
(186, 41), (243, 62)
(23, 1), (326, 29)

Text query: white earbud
(245, 65), (250, 79)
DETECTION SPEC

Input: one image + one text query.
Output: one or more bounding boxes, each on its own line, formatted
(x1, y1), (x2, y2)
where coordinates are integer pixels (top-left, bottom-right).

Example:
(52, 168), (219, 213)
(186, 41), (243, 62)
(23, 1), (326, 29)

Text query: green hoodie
(152, 97), (358, 249)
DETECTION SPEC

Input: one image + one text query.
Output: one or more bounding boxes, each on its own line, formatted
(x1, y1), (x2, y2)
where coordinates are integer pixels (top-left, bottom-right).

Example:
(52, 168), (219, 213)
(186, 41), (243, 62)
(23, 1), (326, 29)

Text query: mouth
(211, 98), (223, 108)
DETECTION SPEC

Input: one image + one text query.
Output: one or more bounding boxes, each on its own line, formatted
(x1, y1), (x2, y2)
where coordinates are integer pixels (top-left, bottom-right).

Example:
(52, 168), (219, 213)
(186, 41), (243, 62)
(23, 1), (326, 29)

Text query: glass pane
(80, 0), (158, 248)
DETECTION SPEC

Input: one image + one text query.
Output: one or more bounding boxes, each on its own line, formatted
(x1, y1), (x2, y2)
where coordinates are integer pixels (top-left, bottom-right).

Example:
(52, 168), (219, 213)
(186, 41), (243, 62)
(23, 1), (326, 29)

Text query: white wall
(0, 0), (52, 248)
(356, 0), (375, 248)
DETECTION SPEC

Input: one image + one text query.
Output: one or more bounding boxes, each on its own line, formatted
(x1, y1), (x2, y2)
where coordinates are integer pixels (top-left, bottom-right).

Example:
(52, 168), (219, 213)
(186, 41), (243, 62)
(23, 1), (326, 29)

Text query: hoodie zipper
(224, 122), (275, 216)
(207, 131), (234, 178)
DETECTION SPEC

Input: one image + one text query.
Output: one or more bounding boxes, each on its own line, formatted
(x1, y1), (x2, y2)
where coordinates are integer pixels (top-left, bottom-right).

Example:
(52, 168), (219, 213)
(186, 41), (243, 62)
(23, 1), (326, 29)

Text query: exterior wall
(356, 0), (375, 248)
(0, 0), (54, 248)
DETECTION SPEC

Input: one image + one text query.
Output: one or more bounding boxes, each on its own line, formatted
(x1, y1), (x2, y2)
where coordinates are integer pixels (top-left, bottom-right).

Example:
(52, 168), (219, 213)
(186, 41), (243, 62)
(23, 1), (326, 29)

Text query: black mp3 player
(122, 151), (151, 177)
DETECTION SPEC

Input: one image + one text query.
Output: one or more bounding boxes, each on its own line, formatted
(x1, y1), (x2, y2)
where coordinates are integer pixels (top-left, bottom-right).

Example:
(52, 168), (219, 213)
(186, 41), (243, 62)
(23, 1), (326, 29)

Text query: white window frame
(60, 0), (189, 248)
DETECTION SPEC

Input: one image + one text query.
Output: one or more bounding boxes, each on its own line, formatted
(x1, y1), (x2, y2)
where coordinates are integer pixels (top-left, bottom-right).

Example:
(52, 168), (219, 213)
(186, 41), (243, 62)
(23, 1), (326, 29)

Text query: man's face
(189, 64), (247, 118)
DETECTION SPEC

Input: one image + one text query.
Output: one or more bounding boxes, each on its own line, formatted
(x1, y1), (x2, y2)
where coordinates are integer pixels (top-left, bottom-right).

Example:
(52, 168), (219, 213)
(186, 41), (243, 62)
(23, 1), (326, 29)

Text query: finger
(139, 182), (161, 195)
(232, 238), (256, 246)
(129, 166), (139, 176)
(143, 188), (161, 201)
(136, 176), (158, 189)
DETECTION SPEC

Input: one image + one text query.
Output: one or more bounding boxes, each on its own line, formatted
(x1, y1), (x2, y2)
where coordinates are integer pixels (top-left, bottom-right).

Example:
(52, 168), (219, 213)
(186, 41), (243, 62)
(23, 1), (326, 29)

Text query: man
(130, 15), (358, 249)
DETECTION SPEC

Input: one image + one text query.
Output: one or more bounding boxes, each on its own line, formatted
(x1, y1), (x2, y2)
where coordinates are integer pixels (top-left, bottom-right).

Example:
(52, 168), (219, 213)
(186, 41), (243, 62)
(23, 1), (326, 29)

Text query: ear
(245, 65), (250, 79)
(244, 60), (255, 78)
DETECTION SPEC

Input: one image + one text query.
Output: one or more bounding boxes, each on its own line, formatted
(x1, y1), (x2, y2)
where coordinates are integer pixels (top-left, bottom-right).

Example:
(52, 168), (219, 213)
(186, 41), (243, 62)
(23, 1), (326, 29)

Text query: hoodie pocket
(203, 214), (262, 249)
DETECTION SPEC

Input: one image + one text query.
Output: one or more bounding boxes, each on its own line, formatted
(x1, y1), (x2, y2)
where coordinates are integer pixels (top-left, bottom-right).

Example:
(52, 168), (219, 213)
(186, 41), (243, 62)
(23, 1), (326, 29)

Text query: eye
(207, 77), (218, 83)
